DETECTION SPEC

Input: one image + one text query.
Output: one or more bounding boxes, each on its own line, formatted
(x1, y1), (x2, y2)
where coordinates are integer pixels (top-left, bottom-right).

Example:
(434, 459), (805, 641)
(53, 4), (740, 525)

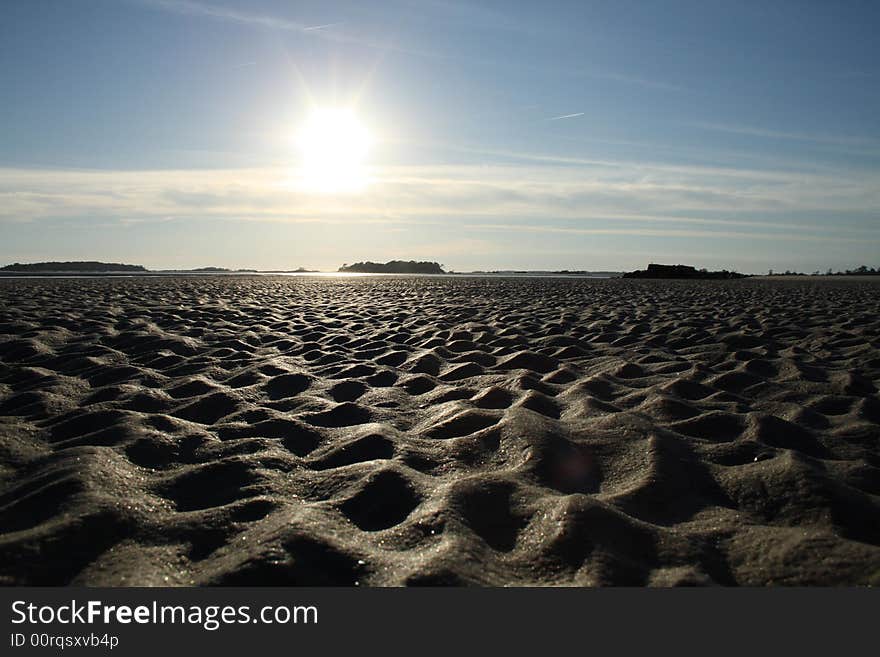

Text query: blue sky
(1, 0), (878, 272)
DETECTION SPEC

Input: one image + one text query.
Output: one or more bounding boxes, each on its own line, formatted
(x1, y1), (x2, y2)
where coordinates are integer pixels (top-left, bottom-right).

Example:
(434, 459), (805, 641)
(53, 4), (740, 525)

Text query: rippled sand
(1, 275), (879, 585)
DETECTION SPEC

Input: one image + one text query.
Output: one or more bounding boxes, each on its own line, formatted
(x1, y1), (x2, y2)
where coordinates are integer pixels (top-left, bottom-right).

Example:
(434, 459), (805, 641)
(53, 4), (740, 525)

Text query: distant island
(338, 260), (445, 274)
(1, 261), (147, 272)
(623, 264), (747, 280)
(7, 260), (874, 279)
(181, 267), (258, 273)
(0, 262), (313, 275)
(766, 265), (880, 277)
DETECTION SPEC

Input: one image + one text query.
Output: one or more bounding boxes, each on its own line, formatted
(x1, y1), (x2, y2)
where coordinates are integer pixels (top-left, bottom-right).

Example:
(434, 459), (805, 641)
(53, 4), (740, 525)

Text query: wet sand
(1, 275), (878, 585)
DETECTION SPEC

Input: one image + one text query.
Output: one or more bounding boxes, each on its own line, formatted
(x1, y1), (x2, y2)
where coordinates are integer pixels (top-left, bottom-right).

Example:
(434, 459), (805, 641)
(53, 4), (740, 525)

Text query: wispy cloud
(142, 0), (313, 31)
(548, 112), (584, 121)
(134, 0), (438, 58)
(694, 122), (880, 156)
(2, 161), (877, 247)
(581, 69), (683, 92)
(464, 223), (876, 244)
(429, 142), (879, 183)
(135, 0), (681, 93)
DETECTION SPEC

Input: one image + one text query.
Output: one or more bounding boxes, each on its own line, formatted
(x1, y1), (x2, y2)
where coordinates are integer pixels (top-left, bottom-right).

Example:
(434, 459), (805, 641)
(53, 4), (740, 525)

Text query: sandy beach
(1, 275), (878, 586)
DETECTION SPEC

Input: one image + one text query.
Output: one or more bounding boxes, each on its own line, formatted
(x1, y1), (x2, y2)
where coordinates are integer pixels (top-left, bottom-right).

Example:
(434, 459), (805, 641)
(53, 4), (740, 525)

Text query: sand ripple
(1, 276), (879, 585)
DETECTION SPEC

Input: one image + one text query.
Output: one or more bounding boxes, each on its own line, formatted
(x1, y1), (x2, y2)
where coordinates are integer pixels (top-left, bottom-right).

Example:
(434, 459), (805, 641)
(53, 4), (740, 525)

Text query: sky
(1, 0), (879, 273)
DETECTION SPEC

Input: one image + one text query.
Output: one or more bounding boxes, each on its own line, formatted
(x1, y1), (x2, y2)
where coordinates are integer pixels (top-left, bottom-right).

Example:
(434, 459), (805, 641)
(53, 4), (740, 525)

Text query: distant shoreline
(3, 259), (877, 280)
(5, 272), (880, 283)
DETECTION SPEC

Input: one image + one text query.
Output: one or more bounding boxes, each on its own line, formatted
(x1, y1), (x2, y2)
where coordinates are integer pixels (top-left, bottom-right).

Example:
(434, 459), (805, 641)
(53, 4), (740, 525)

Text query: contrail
(303, 22), (343, 31)
(548, 112), (585, 121)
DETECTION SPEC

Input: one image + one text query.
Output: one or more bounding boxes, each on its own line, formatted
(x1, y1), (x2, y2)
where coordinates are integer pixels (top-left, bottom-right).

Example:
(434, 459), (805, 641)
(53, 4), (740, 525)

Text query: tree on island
(766, 265), (880, 277)
(338, 260), (445, 274)
(623, 264), (746, 280)
(1, 261), (147, 272)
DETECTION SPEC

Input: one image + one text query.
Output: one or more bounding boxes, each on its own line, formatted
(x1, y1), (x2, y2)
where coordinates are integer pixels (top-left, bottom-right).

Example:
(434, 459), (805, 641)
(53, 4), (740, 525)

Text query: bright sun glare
(297, 108), (371, 193)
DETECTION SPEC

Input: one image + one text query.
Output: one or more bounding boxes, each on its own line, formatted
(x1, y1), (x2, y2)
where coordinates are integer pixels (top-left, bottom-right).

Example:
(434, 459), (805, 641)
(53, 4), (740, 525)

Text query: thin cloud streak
(435, 142), (880, 184)
(135, 0), (439, 58)
(303, 22), (344, 31)
(694, 122), (880, 155)
(143, 0), (313, 31)
(465, 223), (879, 244)
(581, 69), (683, 92)
(548, 112), (585, 121)
(2, 165), (878, 247)
(135, 0), (681, 94)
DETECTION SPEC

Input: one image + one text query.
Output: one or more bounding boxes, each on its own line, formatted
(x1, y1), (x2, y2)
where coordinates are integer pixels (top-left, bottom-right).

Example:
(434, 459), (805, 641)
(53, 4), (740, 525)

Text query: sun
(297, 108), (372, 193)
